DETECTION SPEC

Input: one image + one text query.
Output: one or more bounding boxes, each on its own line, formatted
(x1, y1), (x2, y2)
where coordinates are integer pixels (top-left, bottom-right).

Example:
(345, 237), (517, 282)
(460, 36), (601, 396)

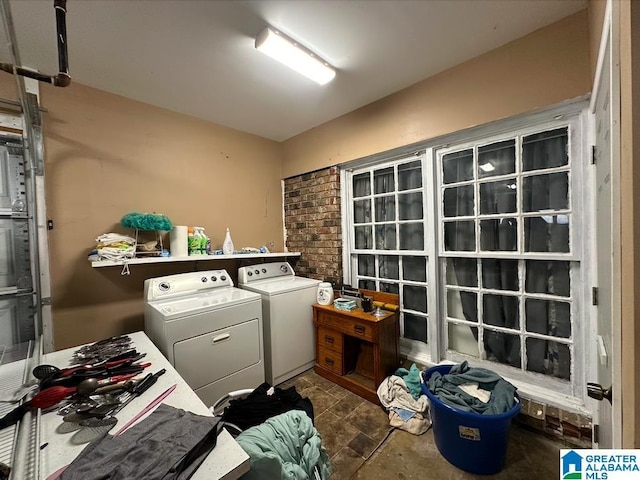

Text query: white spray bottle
(222, 227), (234, 255)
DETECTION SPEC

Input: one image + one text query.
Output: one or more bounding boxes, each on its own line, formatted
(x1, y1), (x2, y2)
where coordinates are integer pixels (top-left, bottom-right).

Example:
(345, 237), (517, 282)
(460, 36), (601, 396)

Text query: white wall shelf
(90, 252), (301, 268)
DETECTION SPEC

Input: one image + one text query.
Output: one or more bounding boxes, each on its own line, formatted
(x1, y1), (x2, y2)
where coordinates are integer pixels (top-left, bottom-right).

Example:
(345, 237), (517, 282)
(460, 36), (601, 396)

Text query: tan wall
(281, 11), (591, 177)
(0, 79), (284, 350)
(620, 0), (640, 449)
(589, 0), (607, 79)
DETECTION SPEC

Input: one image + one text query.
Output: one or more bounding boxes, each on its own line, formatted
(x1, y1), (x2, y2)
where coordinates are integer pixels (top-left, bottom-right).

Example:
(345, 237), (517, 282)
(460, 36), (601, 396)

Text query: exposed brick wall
(283, 166), (342, 284)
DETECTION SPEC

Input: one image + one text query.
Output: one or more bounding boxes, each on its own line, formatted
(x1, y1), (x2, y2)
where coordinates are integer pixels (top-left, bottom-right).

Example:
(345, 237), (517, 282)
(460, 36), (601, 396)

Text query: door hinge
(47, 219), (53, 230)
(593, 424), (599, 444)
(591, 145), (597, 165)
(592, 287), (599, 306)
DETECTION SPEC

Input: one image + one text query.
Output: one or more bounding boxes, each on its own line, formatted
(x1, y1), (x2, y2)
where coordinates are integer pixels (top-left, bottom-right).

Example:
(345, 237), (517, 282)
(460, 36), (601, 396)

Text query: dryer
(144, 270), (264, 406)
(238, 262), (320, 386)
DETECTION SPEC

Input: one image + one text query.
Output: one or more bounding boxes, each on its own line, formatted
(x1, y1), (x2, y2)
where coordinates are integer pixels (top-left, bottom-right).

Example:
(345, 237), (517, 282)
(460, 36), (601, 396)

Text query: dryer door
(173, 318), (261, 390)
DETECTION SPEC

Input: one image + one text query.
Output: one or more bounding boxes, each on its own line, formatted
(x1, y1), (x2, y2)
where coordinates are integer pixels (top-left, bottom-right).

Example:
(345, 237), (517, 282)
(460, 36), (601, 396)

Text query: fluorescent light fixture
(255, 26), (335, 85)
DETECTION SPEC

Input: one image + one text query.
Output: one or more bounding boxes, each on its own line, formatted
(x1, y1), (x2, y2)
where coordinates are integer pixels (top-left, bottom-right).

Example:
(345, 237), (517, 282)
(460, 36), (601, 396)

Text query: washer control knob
(211, 276), (217, 282)
(254, 269), (260, 275)
(262, 268), (267, 273)
(221, 275), (227, 281)
(201, 277), (207, 282)
(247, 271), (253, 276)
(280, 265), (289, 273)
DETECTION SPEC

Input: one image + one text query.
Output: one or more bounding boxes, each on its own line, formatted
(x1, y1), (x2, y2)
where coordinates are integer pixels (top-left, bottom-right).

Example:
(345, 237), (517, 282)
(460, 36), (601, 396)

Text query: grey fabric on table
(60, 404), (222, 480)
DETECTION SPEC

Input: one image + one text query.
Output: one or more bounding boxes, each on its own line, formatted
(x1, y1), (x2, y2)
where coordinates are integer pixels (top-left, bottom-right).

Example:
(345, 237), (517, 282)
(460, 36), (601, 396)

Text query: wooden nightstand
(312, 293), (399, 404)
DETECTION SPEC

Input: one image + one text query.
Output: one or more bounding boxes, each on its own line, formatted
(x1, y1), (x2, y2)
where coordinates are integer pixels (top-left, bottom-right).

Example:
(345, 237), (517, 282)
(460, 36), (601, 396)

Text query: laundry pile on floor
(218, 382), (332, 480)
(377, 361), (519, 434)
(377, 363), (430, 435)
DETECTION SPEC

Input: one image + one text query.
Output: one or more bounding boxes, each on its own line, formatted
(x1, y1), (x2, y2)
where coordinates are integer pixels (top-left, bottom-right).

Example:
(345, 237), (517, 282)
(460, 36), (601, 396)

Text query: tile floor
(281, 368), (565, 479)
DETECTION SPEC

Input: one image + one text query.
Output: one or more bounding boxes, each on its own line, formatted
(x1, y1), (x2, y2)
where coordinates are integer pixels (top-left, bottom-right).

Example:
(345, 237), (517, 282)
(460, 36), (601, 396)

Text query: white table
(39, 331), (250, 479)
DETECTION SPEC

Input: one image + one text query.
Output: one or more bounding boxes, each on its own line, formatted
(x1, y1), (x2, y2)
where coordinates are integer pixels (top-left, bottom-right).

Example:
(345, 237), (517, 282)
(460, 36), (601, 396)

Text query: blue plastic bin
(421, 365), (521, 475)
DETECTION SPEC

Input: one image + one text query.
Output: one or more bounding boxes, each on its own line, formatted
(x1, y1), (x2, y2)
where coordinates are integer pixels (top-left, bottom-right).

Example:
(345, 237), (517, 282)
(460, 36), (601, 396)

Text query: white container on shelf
(316, 282), (334, 305)
(222, 227), (234, 255)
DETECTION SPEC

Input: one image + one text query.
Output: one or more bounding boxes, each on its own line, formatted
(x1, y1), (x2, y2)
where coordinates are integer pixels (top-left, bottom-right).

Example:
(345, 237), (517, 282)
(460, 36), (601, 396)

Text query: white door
(589, 0), (621, 448)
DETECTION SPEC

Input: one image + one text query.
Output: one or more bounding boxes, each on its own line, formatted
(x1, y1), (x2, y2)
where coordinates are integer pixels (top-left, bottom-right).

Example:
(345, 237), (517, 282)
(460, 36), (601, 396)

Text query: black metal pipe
(0, 0), (71, 87)
(53, 0), (69, 81)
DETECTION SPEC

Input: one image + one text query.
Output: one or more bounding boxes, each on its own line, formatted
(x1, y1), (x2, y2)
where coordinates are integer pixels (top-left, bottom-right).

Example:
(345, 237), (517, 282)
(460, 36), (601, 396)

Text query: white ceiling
(0, 0), (586, 142)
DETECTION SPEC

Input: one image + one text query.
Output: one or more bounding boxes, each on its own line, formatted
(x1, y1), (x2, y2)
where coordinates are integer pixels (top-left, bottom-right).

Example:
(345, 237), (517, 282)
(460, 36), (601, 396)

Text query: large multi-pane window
(349, 155), (430, 344)
(440, 127), (577, 383)
(343, 104), (590, 398)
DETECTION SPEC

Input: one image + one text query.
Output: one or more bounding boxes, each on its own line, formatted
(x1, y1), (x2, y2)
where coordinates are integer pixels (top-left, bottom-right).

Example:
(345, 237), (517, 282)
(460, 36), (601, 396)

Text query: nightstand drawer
(318, 326), (343, 353)
(317, 346), (343, 374)
(316, 312), (375, 342)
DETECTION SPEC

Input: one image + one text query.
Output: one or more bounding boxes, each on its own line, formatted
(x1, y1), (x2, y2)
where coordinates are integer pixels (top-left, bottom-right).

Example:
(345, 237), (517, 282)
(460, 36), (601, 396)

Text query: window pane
(404, 314), (427, 342)
(379, 255), (399, 280)
(447, 289), (477, 322)
(353, 173), (370, 197)
(375, 195), (395, 222)
(484, 330), (520, 367)
(403, 256), (427, 282)
(357, 255), (375, 277)
(446, 258), (477, 287)
(481, 259), (517, 291)
(399, 223), (424, 250)
(399, 192), (423, 220)
(355, 225), (372, 249)
(444, 185), (474, 217)
(375, 225), (396, 250)
(524, 216), (570, 253)
(358, 279), (376, 290)
(374, 167), (395, 194)
(523, 173), (569, 212)
(526, 261), (570, 297)
(526, 299), (571, 338)
(480, 219), (517, 251)
(353, 199), (371, 223)
(380, 282), (399, 294)
(526, 338), (570, 380)
(480, 180), (517, 214)
(404, 285), (427, 313)
(478, 140), (515, 178)
(444, 221), (475, 251)
(523, 128), (568, 171)
(442, 149), (473, 184)
(483, 294), (519, 328)
(398, 160), (422, 190)
(448, 323), (479, 357)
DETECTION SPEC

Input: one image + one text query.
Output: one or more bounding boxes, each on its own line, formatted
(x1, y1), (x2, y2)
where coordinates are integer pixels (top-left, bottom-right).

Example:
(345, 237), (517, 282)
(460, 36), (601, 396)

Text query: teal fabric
(236, 410), (332, 480)
(425, 361), (517, 415)
(394, 363), (423, 400)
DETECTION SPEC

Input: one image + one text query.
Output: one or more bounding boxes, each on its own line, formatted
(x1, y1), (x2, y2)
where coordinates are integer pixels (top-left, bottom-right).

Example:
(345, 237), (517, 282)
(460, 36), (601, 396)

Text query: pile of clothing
(424, 361), (517, 415)
(220, 383), (332, 480)
(376, 364), (430, 435)
(88, 233), (136, 262)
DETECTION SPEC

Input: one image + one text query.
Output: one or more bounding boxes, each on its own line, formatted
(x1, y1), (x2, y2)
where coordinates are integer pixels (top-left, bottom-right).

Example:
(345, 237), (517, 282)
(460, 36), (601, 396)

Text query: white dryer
(144, 270), (264, 407)
(238, 262), (321, 386)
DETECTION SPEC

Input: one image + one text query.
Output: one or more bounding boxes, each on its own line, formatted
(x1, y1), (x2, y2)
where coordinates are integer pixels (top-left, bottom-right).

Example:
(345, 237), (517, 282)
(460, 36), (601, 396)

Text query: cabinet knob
(354, 325), (366, 335)
(325, 357), (334, 366)
(324, 335), (334, 343)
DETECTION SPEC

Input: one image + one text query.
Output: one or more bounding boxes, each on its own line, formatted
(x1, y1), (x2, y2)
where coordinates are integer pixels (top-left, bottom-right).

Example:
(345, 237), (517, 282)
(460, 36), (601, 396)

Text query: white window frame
(341, 97), (594, 412)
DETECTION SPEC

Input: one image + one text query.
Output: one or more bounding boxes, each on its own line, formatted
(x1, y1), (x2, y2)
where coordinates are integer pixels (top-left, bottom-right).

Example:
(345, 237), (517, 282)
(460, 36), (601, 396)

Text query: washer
(238, 262), (321, 386)
(144, 269), (264, 407)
